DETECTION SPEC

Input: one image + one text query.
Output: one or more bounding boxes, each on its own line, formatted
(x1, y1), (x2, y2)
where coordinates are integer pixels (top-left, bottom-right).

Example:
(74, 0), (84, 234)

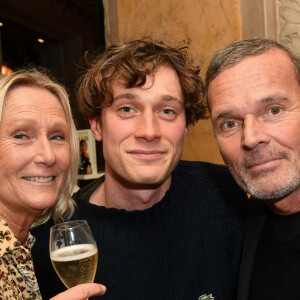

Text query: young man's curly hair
(77, 38), (207, 126)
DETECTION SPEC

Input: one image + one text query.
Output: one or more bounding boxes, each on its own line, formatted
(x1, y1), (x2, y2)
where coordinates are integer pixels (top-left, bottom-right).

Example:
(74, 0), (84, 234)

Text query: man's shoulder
(177, 160), (229, 170)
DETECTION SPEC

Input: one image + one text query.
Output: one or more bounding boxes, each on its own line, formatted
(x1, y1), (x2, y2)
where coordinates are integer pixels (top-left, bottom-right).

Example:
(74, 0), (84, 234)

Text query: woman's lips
(22, 176), (55, 183)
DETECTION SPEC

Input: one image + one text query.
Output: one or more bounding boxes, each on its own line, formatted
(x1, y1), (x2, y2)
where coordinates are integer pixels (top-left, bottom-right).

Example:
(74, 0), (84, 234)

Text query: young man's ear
(89, 118), (102, 141)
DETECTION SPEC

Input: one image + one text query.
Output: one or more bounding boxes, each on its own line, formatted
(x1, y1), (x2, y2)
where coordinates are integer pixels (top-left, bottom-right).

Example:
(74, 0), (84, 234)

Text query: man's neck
(89, 174), (172, 211)
(266, 189), (300, 216)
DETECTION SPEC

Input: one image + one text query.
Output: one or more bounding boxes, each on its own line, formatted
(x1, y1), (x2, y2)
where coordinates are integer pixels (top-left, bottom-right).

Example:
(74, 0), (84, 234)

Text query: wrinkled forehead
(0, 84), (22, 122)
(208, 49), (299, 119)
(1, 84), (66, 123)
(208, 49), (296, 102)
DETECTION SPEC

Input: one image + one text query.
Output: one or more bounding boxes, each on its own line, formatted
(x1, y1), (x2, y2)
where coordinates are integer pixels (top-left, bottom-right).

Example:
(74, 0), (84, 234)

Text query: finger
(50, 283), (106, 300)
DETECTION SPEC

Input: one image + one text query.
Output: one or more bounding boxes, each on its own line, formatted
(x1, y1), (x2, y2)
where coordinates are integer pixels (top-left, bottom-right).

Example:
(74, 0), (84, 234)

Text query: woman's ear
(89, 118), (102, 141)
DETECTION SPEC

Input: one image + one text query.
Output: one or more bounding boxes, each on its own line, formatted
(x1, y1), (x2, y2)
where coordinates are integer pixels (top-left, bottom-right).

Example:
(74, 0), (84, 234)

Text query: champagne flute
(49, 220), (98, 289)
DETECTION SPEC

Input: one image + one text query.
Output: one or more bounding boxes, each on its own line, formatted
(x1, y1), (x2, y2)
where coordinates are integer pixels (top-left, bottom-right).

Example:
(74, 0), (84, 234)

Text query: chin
(139, 175), (168, 186)
(123, 175), (164, 187)
(29, 198), (58, 211)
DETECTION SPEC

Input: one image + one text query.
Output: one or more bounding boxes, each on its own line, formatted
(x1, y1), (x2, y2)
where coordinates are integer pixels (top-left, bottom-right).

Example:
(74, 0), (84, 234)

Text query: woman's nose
(34, 137), (56, 165)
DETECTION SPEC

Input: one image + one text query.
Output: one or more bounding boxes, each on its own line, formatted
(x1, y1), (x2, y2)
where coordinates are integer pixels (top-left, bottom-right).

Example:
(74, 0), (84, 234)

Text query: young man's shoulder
(74, 176), (105, 202)
(174, 160), (247, 222)
(175, 160), (246, 199)
(176, 160), (231, 178)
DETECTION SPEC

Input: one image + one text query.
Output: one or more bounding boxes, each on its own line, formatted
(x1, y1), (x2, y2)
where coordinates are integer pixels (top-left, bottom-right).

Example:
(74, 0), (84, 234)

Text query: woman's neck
(0, 205), (36, 244)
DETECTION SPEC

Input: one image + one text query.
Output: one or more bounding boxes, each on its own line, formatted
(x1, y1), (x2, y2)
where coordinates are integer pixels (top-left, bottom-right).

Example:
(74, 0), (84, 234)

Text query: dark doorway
(0, 0), (105, 127)
(0, 0), (105, 173)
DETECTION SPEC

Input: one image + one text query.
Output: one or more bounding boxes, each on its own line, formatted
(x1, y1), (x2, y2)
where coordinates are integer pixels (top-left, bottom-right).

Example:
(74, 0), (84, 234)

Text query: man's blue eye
(163, 109), (173, 114)
(122, 107), (132, 112)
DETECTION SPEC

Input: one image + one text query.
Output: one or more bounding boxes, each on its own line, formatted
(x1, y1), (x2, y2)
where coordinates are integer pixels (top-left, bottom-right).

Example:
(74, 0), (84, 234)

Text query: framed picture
(77, 129), (99, 180)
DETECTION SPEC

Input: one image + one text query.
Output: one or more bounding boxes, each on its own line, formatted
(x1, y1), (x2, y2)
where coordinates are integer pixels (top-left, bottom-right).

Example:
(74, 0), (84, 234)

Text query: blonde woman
(0, 70), (105, 299)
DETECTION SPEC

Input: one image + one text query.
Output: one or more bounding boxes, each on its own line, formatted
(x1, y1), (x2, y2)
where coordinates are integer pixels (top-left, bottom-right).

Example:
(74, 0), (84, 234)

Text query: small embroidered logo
(198, 294), (214, 300)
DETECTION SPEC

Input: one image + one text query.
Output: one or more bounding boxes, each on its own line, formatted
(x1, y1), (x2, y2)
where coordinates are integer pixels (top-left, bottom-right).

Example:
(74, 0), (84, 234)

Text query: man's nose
(34, 137), (56, 165)
(242, 115), (270, 149)
(135, 111), (161, 142)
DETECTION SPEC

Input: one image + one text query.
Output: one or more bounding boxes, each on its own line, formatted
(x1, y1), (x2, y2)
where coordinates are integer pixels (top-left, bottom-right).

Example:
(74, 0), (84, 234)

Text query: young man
(32, 38), (246, 300)
(206, 38), (300, 300)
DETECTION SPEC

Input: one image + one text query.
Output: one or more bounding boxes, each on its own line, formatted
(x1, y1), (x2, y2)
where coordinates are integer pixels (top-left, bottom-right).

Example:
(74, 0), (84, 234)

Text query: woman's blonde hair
(0, 69), (79, 226)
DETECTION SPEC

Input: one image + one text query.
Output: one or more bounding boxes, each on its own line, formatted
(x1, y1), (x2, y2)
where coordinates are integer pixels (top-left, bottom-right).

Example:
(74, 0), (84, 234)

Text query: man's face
(90, 65), (187, 187)
(208, 49), (300, 200)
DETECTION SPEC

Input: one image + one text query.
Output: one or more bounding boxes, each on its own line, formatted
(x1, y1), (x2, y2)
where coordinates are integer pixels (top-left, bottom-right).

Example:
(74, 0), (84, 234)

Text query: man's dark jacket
(237, 198), (266, 300)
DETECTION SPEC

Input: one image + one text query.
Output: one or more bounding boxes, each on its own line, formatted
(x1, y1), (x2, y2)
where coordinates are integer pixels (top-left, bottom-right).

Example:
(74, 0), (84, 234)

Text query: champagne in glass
(50, 220), (98, 288)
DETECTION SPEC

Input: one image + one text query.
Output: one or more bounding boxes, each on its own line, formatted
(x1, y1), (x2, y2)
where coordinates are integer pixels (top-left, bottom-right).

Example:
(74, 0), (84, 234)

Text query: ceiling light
(0, 22), (3, 27)
(37, 38), (44, 43)
(1, 65), (13, 75)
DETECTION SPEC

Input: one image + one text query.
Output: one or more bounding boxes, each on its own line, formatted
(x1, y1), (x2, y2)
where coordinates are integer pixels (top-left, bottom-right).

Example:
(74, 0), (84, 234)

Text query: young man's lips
(129, 150), (165, 159)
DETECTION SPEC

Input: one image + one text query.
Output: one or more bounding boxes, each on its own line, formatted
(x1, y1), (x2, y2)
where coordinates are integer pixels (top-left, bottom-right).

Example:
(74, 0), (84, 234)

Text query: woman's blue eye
(51, 135), (64, 140)
(14, 134), (26, 139)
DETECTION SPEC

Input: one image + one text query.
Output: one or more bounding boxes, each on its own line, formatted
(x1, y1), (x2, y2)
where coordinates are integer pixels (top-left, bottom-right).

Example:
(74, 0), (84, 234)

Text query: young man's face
(90, 65), (187, 187)
(209, 48), (300, 200)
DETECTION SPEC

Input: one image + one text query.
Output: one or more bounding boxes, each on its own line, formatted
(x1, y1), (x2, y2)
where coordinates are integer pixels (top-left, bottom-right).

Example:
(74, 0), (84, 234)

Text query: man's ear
(89, 118), (102, 141)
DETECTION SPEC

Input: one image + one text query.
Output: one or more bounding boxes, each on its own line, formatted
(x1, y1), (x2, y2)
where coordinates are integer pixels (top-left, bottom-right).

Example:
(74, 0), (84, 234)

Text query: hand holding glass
(49, 220), (98, 289)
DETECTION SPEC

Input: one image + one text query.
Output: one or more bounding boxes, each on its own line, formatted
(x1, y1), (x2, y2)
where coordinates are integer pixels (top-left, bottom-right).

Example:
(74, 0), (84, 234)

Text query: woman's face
(0, 85), (70, 220)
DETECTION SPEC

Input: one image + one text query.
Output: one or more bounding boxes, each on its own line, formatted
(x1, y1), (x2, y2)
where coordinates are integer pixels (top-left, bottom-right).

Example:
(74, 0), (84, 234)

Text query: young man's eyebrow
(113, 93), (136, 101)
(160, 95), (183, 103)
(113, 93), (183, 103)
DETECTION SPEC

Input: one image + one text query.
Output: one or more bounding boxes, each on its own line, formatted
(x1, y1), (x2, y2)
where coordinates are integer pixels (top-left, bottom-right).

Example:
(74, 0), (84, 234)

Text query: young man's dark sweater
(32, 161), (247, 300)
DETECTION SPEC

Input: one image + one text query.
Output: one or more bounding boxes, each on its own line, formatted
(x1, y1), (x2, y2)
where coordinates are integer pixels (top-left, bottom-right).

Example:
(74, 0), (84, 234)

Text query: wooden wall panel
(104, 0), (243, 164)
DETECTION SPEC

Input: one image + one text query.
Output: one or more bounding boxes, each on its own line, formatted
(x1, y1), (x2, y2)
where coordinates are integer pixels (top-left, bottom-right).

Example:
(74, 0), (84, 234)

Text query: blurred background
(0, 0), (294, 171)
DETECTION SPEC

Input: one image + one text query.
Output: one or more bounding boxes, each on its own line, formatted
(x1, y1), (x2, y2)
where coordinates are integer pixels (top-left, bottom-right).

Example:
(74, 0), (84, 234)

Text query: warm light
(0, 22), (3, 27)
(37, 38), (44, 43)
(1, 65), (13, 75)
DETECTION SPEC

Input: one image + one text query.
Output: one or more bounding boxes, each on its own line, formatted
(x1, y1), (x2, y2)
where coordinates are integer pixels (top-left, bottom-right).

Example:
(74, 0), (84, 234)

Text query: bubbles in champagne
(51, 244), (98, 288)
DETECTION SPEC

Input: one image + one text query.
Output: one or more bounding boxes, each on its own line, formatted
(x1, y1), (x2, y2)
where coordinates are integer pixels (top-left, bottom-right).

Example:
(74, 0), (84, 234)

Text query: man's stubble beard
(227, 149), (300, 200)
